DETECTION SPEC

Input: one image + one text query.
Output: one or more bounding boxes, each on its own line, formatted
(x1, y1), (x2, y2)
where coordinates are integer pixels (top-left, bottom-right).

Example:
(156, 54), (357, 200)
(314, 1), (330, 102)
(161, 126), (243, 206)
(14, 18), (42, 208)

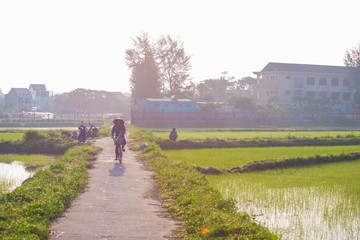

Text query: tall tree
(197, 78), (232, 102)
(131, 53), (161, 99)
(235, 77), (257, 97)
(197, 72), (234, 101)
(344, 44), (360, 107)
(156, 35), (191, 96)
(126, 33), (161, 100)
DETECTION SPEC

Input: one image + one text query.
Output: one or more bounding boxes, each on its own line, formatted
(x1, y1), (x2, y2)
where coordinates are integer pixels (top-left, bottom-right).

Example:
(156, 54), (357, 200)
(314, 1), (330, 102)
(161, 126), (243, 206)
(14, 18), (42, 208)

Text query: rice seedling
(208, 160), (360, 240)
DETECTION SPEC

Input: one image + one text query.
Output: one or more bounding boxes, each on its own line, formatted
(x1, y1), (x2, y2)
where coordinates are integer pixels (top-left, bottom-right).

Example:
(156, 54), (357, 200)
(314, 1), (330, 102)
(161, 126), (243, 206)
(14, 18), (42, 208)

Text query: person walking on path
(50, 137), (176, 239)
(111, 118), (126, 160)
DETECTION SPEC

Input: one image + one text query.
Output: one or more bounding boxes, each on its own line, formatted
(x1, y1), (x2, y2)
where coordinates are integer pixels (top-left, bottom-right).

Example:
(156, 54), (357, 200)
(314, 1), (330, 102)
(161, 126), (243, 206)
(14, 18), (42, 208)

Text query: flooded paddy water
(0, 161), (33, 193)
(229, 184), (359, 239)
(0, 154), (56, 193)
(208, 160), (360, 240)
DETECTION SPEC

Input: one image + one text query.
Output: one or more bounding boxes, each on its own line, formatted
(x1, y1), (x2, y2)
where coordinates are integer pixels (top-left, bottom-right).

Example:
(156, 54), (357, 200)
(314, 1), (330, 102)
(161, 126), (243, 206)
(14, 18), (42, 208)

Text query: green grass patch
(208, 160), (360, 239)
(0, 133), (24, 141)
(164, 145), (360, 169)
(0, 143), (100, 239)
(129, 126), (277, 239)
(97, 123), (112, 138)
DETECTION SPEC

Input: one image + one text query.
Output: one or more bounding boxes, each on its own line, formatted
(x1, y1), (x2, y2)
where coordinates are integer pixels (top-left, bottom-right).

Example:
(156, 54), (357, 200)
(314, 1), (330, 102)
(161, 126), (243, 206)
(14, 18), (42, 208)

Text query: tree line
(127, 35), (360, 110)
(0, 88), (130, 116)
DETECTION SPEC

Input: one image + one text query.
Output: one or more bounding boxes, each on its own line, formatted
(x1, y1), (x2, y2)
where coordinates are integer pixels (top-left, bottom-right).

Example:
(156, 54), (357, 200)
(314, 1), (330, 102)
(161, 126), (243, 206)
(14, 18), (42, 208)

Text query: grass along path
(0, 144), (99, 239)
(164, 145), (360, 169)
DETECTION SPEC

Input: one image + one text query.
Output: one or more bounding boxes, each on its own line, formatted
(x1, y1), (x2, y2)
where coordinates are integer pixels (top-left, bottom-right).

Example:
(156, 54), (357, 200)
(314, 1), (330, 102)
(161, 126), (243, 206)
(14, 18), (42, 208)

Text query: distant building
(0, 92), (4, 107)
(254, 62), (355, 106)
(136, 98), (197, 112)
(28, 84), (53, 109)
(5, 84), (53, 111)
(5, 88), (33, 111)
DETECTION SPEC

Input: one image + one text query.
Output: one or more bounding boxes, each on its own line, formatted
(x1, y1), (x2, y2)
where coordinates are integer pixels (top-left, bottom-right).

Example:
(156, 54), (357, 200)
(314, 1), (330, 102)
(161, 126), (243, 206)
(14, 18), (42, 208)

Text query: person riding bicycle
(111, 118), (126, 160)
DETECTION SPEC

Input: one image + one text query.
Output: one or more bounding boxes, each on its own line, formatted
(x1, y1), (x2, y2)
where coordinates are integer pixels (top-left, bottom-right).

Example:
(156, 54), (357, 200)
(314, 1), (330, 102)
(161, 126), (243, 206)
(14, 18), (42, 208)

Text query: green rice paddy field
(159, 129), (360, 239)
(164, 145), (360, 169)
(152, 129), (360, 140)
(0, 132), (24, 141)
(0, 154), (56, 167)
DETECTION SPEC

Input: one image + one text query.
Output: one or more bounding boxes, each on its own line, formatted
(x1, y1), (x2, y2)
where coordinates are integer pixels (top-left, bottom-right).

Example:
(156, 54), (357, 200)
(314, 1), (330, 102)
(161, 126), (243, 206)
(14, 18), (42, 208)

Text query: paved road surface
(50, 137), (177, 239)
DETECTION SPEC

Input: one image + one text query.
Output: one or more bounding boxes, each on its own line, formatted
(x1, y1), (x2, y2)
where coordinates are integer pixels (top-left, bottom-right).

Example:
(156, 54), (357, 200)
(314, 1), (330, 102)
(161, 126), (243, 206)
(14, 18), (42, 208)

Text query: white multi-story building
(28, 84), (53, 109)
(254, 62), (354, 106)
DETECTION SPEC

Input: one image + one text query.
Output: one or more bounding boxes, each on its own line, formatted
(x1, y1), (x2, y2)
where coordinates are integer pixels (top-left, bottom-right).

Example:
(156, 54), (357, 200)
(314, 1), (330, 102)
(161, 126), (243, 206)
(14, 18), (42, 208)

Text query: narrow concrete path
(50, 137), (177, 239)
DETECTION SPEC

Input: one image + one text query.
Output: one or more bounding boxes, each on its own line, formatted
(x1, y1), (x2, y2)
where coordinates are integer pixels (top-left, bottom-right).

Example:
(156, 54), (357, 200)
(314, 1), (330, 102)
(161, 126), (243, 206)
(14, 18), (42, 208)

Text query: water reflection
(0, 161), (32, 192)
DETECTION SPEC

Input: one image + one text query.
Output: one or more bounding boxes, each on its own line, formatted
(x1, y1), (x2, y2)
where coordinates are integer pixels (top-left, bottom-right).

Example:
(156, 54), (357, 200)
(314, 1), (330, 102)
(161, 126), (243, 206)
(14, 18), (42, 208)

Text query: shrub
(23, 130), (44, 142)
(0, 130), (77, 155)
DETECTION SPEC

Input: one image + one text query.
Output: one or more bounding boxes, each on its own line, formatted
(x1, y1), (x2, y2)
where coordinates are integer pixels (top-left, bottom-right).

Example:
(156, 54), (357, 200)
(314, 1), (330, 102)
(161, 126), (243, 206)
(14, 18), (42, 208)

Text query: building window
(285, 90), (291, 94)
(319, 77), (327, 86)
(331, 92), (339, 100)
(286, 76), (291, 79)
(306, 77), (315, 85)
(331, 78), (339, 86)
(293, 90), (303, 96)
(343, 79), (350, 87)
(306, 91), (315, 98)
(343, 92), (351, 101)
(293, 77), (304, 88)
(319, 92), (327, 99)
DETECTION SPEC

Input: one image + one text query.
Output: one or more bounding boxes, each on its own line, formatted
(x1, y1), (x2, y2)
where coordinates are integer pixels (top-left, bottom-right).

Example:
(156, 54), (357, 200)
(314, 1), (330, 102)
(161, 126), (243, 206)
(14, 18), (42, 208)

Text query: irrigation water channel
(0, 161), (33, 192)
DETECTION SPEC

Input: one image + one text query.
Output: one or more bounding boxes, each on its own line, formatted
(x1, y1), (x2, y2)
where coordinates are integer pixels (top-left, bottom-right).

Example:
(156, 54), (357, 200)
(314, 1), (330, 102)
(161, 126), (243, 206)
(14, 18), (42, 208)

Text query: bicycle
(114, 134), (125, 163)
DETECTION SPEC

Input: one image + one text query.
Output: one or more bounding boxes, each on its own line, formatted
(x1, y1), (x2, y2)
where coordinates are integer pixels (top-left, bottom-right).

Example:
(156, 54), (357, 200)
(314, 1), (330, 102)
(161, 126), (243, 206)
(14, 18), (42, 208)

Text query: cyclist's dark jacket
(112, 124), (126, 137)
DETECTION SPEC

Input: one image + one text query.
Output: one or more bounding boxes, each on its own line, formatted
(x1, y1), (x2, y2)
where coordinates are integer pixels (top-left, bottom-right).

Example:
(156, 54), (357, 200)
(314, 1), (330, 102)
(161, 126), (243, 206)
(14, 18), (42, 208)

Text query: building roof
(254, 62), (346, 75)
(29, 84), (46, 90)
(145, 98), (193, 102)
(9, 88), (32, 96)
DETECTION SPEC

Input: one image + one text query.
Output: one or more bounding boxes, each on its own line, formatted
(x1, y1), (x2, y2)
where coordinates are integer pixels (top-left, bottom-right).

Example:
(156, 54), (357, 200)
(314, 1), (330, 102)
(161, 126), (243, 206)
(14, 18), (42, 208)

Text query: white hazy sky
(1, 0), (359, 95)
